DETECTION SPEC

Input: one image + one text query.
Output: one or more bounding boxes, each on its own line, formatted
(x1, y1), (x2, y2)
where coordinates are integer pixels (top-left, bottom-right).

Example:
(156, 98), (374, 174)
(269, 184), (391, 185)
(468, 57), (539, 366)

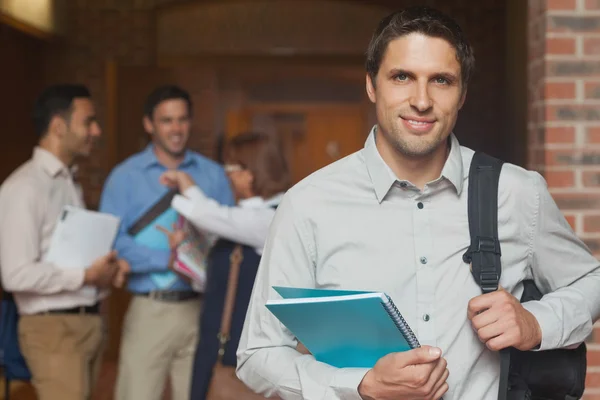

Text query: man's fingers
(419, 357), (447, 395)
(398, 346), (442, 368)
(470, 307), (501, 330)
(467, 290), (506, 320)
(432, 382), (449, 400)
(155, 225), (170, 234)
(429, 367), (449, 398)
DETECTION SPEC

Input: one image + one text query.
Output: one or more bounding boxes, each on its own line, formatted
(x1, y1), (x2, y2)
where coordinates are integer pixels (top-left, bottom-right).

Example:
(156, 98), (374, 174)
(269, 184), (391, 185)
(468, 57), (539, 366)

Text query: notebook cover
(127, 190), (180, 289)
(266, 292), (413, 368)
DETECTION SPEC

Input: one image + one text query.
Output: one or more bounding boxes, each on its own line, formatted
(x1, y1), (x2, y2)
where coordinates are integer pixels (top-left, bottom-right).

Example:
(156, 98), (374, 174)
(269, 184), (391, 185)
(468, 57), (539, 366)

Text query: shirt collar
(33, 147), (74, 178)
(140, 144), (196, 169)
(363, 126), (464, 203)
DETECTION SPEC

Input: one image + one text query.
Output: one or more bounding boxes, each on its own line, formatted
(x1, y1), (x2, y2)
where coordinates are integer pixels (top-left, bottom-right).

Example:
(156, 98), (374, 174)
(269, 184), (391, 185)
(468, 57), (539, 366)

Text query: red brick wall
(529, 0), (600, 397)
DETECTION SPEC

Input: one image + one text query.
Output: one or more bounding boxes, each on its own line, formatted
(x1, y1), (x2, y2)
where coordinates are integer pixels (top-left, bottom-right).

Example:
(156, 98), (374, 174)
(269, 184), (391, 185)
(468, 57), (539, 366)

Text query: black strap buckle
(462, 236), (501, 263)
(480, 269), (500, 293)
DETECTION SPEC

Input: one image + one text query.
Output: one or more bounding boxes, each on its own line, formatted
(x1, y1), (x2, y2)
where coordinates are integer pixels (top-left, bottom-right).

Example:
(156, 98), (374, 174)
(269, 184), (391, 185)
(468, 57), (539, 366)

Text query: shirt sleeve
(99, 169), (170, 274)
(0, 183), (84, 294)
(521, 172), (600, 350)
(235, 193), (369, 399)
(171, 186), (275, 250)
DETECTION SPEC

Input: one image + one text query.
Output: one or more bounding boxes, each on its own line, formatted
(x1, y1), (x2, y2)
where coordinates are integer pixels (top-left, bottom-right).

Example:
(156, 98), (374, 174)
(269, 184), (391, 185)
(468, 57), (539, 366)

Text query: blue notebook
(128, 190), (180, 289)
(266, 286), (420, 368)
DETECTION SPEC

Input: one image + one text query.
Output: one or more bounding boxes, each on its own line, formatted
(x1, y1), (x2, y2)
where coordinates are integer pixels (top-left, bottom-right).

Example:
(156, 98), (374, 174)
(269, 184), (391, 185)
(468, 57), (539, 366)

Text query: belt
(42, 303), (100, 315)
(137, 290), (201, 302)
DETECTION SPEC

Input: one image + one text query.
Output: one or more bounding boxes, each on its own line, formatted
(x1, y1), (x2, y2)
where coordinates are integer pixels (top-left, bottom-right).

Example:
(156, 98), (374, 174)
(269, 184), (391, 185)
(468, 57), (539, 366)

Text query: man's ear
(366, 73), (377, 104)
(47, 115), (67, 138)
(143, 115), (153, 136)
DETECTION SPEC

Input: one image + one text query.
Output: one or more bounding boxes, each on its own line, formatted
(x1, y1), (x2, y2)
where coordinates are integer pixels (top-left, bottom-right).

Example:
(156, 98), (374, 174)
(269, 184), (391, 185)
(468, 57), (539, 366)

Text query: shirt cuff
(183, 185), (205, 201)
(63, 268), (86, 291)
(521, 300), (561, 351)
(331, 368), (370, 400)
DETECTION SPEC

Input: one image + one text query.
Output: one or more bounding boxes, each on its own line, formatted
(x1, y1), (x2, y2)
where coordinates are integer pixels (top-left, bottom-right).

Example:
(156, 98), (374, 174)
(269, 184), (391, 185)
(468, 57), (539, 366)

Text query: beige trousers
(18, 314), (105, 400)
(115, 295), (201, 400)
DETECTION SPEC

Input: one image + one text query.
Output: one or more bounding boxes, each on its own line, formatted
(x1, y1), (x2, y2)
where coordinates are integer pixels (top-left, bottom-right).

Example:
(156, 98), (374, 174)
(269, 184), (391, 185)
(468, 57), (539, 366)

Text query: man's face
(63, 98), (101, 158)
(144, 99), (191, 158)
(366, 33), (466, 159)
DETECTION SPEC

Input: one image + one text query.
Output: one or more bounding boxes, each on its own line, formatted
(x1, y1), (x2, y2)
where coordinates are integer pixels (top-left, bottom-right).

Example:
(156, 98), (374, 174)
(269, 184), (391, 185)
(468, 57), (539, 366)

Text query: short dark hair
(224, 132), (290, 199)
(143, 85), (192, 119)
(366, 6), (475, 89)
(32, 84), (91, 137)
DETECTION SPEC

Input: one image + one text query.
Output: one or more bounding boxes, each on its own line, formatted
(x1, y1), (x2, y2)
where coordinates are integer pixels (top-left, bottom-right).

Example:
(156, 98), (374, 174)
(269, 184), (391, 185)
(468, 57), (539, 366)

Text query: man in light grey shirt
(236, 6), (600, 400)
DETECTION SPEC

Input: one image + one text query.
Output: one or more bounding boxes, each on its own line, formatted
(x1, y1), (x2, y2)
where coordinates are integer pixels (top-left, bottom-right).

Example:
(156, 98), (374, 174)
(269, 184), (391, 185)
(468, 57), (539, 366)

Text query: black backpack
(462, 152), (587, 400)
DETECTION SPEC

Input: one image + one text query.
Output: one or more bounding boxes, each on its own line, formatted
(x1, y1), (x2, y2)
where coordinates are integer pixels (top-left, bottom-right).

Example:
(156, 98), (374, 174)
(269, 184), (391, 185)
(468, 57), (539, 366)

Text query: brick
(587, 127), (600, 143)
(582, 171), (600, 187)
(584, 215), (600, 231)
(545, 170), (575, 188)
(548, 60), (600, 77)
(564, 214), (577, 230)
(587, 82), (600, 99)
(546, 37), (576, 55)
(547, 149), (600, 166)
(588, 369), (600, 388)
(587, 0), (600, 9)
(546, 105), (600, 121)
(553, 193), (600, 210)
(548, 0), (577, 9)
(591, 347), (600, 366)
(544, 81), (576, 99)
(584, 38), (600, 55)
(546, 126), (576, 144)
(549, 16), (600, 32)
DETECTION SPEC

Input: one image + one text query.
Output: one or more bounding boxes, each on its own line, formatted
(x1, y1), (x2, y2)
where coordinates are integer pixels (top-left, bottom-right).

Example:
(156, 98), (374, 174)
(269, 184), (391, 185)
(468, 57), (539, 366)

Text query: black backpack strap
(462, 152), (509, 400)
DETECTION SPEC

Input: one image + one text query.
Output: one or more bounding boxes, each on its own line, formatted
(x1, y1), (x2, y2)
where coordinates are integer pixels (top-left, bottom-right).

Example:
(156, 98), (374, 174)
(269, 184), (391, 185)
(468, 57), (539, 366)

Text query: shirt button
(417, 202), (424, 209)
(420, 256), (428, 265)
(399, 182), (407, 188)
(423, 314), (431, 322)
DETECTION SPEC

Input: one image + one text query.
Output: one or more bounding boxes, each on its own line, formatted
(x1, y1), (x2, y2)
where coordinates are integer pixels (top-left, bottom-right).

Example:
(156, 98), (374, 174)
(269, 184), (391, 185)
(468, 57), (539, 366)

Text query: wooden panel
(0, 24), (44, 184)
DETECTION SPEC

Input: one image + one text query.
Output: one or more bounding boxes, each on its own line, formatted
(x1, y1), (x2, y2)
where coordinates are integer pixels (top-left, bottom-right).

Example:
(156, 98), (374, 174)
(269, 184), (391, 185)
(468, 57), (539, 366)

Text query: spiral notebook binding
(381, 294), (420, 349)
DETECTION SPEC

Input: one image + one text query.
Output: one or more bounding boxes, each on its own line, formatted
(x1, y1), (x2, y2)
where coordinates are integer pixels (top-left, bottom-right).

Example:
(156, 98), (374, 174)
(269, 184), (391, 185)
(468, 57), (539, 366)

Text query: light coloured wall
(0, 0), (66, 36)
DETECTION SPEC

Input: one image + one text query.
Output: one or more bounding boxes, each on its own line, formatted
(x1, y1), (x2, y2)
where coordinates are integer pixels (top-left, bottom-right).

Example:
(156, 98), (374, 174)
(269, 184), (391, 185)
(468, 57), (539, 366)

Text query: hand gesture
(84, 250), (119, 288)
(358, 346), (449, 400)
(156, 224), (192, 284)
(468, 287), (542, 351)
(112, 259), (130, 289)
(159, 170), (195, 193)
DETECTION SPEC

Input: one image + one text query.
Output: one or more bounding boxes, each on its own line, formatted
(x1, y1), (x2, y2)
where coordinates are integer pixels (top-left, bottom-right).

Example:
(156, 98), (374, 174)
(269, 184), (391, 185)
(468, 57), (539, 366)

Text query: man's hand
(159, 170), (195, 193)
(468, 287), (542, 351)
(112, 259), (130, 289)
(84, 250), (119, 288)
(358, 346), (448, 400)
(156, 224), (192, 283)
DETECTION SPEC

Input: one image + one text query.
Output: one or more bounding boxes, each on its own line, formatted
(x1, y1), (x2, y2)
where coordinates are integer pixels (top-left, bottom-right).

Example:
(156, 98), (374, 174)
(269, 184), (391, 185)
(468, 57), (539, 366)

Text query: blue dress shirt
(99, 145), (234, 293)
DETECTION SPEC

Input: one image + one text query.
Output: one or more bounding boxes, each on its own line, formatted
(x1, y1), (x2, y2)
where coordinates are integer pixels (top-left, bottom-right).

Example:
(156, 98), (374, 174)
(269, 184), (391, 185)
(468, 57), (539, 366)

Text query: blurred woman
(160, 132), (290, 399)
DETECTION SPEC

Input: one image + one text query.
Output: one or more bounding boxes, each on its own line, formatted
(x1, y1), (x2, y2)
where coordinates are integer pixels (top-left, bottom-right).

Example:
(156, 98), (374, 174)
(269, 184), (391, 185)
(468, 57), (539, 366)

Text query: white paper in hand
(45, 205), (121, 269)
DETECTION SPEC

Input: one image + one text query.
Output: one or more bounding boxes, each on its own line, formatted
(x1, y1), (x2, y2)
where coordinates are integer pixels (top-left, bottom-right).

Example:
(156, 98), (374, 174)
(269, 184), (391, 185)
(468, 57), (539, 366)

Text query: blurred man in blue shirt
(99, 85), (234, 400)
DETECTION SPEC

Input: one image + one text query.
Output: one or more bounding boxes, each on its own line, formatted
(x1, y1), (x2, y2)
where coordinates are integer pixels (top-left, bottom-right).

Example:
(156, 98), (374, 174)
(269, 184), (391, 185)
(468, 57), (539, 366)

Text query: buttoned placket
(412, 186), (436, 346)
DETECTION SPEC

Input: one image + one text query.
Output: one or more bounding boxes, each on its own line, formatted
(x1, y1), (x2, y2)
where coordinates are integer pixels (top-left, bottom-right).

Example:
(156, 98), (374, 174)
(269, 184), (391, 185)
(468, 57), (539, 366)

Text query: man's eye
(435, 77), (449, 84)
(395, 74), (408, 81)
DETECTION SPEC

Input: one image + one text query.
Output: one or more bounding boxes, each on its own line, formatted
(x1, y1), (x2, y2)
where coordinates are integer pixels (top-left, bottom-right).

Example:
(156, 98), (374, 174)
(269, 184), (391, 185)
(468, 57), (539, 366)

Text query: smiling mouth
(401, 117), (436, 131)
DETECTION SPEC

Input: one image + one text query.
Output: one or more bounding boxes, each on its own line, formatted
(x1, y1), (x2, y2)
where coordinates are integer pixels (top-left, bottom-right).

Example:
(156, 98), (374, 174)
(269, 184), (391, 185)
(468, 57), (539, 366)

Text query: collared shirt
(236, 127), (600, 400)
(99, 145), (234, 293)
(172, 186), (284, 255)
(0, 147), (97, 315)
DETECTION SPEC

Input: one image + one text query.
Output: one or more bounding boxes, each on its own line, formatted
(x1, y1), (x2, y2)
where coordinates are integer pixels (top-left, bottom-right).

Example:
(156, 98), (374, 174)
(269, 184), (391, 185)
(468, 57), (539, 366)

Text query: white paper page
(45, 205), (121, 269)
